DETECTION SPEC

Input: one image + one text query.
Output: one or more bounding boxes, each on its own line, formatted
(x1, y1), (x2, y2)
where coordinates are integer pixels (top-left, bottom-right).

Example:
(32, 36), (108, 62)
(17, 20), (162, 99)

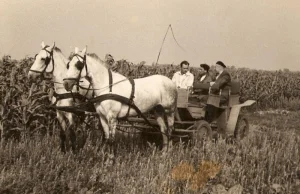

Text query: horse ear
(41, 41), (45, 48)
(82, 46), (87, 55)
(50, 42), (55, 50)
(75, 47), (79, 54)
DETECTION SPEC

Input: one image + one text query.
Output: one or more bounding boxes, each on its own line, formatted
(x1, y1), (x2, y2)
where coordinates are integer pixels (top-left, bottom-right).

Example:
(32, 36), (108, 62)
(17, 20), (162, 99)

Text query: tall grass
(0, 124), (299, 193)
(1, 55), (300, 193)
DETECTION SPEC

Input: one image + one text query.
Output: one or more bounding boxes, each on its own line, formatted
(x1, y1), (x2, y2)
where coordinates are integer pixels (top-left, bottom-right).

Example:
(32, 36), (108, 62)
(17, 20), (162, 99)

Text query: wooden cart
(53, 80), (255, 144)
(117, 80), (255, 144)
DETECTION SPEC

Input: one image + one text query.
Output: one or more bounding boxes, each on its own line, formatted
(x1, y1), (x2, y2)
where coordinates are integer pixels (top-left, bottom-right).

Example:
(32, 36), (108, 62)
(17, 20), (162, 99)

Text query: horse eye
(67, 62), (70, 69)
(75, 61), (84, 70)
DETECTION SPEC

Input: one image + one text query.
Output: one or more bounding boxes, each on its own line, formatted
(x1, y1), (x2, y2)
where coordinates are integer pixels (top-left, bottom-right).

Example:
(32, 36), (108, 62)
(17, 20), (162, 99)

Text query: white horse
(63, 47), (177, 147)
(28, 42), (92, 152)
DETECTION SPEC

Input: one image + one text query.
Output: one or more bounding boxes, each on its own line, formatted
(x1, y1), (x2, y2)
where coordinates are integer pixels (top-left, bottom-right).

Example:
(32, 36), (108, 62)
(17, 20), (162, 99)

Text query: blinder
(45, 56), (51, 65)
(63, 54), (88, 87)
(75, 60), (84, 70)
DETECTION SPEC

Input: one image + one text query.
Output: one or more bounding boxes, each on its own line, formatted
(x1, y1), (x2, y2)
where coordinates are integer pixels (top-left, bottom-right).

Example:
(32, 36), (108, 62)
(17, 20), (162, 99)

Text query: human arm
(187, 74), (194, 88)
(211, 73), (231, 90)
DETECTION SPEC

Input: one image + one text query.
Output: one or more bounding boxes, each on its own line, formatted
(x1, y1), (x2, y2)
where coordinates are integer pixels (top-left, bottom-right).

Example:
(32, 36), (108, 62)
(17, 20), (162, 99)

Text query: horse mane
(86, 53), (108, 68)
(51, 46), (69, 65)
(54, 47), (62, 53)
(87, 53), (104, 62)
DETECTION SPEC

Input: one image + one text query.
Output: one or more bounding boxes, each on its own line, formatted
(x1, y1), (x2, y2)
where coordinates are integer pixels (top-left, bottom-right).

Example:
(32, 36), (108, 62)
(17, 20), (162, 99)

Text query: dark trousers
(205, 105), (227, 137)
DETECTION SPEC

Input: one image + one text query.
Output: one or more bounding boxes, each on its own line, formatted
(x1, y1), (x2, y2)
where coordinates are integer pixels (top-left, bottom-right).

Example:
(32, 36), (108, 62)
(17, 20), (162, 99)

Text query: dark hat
(200, 63), (210, 71)
(216, 61), (226, 68)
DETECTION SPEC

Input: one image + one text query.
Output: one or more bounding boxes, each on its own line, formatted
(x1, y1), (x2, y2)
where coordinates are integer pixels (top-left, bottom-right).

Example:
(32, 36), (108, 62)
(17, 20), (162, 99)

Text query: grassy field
(0, 111), (299, 194)
(1, 55), (300, 193)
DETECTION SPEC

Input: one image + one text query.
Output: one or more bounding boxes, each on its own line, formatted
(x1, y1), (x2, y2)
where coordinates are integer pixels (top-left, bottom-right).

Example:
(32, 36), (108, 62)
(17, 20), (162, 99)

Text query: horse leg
(154, 106), (168, 149)
(166, 111), (175, 142)
(99, 114), (110, 144)
(107, 116), (118, 156)
(75, 114), (86, 151)
(106, 112), (118, 142)
(65, 113), (77, 153)
(57, 112), (67, 153)
(88, 116), (103, 146)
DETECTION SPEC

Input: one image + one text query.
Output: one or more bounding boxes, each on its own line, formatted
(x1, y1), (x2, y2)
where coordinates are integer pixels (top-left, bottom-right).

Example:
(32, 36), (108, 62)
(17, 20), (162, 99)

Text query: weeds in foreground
(171, 160), (221, 192)
(0, 124), (299, 194)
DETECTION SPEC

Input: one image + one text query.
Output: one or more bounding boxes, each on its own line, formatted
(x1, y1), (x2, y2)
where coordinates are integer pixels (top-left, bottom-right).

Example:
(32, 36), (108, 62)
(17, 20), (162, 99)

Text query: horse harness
(29, 45), (55, 80)
(30, 46), (92, 104)
(62, 54), (157, 129)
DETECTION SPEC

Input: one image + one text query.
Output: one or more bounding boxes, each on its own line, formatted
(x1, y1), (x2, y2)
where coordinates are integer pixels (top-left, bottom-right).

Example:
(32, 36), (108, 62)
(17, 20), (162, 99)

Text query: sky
(1, 0), (300, 71)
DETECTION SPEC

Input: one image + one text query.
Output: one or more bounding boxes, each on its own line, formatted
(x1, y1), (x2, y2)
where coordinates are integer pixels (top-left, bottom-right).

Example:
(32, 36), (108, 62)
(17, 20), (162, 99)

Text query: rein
(60, 54), (173, 136)
(63, 54), (87, 87)
(30, 48), (91, 105)
(63, 53), (132, 100)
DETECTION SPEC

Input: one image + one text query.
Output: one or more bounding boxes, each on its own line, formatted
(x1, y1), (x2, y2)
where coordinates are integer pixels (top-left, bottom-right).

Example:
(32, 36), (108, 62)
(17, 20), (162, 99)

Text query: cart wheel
(191, 120), (212, 144)
(234, 115), (249, 140)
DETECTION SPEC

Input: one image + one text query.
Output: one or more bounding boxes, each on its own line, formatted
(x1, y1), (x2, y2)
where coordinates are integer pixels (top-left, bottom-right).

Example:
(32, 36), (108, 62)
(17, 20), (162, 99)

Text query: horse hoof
(161, 144), (169, 152)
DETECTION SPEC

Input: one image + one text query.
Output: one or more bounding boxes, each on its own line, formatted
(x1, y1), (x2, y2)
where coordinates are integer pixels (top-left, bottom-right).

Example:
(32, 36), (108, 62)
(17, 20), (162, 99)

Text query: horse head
(63, 46), (88, 91)
(28, 41), (56, 82)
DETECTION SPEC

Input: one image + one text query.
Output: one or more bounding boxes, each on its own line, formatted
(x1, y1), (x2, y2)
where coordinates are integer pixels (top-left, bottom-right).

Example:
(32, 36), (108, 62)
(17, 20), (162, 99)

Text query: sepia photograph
(0, 0), (300, 193)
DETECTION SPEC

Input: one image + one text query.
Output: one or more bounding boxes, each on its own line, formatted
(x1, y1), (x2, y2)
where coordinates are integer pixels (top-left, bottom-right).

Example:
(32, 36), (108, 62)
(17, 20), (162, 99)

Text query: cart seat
(177, 89), (189, 108)
(230, 81), (240, 95)
(228, 80), (240, 106)
(207, 80), (241, 108)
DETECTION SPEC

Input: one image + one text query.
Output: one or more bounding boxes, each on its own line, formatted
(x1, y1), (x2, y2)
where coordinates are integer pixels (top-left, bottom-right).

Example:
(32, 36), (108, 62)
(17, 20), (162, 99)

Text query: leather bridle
(63, 54), (95, 97)
(63, 54), (88, 86)
(29, 46), (54, 80)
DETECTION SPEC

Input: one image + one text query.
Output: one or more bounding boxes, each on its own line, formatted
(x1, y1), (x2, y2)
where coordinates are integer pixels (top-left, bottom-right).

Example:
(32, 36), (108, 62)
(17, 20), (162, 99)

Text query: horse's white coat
(28, 42), (90, 151)
(64, 47), (177, 146)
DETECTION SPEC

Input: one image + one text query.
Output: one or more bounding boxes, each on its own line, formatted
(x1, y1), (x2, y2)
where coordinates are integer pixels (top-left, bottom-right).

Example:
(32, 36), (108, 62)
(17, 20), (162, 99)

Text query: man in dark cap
(206, 61), (232, 137)
(210, 61), (231, 105)
(105, 54), (115, 67)
(199, 63), (213, 83)
(193, 63), (213, 97)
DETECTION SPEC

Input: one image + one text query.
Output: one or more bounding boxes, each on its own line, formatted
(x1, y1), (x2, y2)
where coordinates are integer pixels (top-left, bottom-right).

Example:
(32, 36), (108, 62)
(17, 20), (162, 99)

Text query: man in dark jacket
(210, 61), (231, 106)
(206, 61), (232, 137)
(193, 64), (214, 103)
(198, 63), (213, 83)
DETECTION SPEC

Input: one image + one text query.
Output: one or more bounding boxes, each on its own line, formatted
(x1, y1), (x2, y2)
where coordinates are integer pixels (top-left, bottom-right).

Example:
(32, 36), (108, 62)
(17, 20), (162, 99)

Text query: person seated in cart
(205, 61), (232, 137)
(198, 63), (214, 84)
(172, 60), (194, 120)
(105, 53), (120, 72)
(209, 61), (231, 106)
(193, 63), (214, 102)
(172, 60), (194, 91)
(105, 53), (115, 67)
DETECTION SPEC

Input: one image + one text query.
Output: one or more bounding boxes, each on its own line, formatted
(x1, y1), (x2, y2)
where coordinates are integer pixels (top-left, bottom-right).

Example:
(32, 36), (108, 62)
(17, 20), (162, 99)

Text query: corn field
(114, 59), (300, 109)
(1, 55), (300, 139)
(1, 55), (300, 193)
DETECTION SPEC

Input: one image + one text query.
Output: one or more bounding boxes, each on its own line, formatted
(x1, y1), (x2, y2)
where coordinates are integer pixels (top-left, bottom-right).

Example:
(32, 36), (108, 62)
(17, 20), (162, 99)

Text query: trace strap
(52, 91), (88, 106)
(107, 67), (136, 118)
(59, 53), (156, 131)
(90, 94), (156, 129)
(126, 78), (135, 117)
